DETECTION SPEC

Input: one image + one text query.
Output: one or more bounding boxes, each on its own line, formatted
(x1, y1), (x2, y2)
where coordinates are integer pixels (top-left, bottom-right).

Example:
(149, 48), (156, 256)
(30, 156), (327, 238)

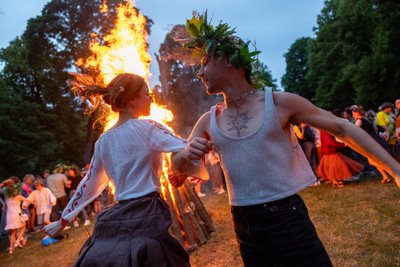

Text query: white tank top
(210, 87), (316, 206)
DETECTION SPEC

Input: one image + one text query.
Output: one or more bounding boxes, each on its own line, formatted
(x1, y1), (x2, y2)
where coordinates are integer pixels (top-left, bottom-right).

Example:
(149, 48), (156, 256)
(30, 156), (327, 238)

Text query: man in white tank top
(171, 12), (400, 267)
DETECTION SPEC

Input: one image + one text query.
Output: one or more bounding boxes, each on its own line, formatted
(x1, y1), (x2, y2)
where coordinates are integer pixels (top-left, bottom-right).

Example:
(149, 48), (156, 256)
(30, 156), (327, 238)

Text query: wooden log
(183, 181), (215, 233)
(178, 186), (208, 245)
(171, 186), (198, 250)
(180, 185), (210, 241)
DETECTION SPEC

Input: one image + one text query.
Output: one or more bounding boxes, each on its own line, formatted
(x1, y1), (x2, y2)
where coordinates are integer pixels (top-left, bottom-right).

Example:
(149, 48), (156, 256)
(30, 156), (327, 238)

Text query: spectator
(376, 102), (396, 154)
(65, 167), (90, 227)
(293, 123), (318, 175)
(352, 106), (393, 183)
(317, 130), (364, 188)
(342, 107), (354, 123)
(395, 99), (400, 160)
(395, 99), (400, 118)
(23, 178), (56, 228)
(43, 170), (51, 187)
(206, 149), (225, 194)
(21, 174), (36, 233)
(47, 166), (71, 221)
(0, 177), (20, 236)
(3, 179), (33, 254)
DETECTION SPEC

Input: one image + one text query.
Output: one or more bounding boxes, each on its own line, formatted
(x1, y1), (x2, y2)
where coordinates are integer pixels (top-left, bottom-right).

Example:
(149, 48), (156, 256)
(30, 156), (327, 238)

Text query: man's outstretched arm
(277, 92), (400, 186)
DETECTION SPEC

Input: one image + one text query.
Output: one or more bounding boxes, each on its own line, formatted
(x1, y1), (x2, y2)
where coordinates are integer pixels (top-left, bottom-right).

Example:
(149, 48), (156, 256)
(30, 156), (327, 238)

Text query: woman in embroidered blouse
(43, 73), (193, 267)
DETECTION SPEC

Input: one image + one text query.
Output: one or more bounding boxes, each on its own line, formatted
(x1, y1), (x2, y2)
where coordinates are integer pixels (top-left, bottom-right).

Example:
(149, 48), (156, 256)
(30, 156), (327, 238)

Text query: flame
(77, 1), (175, 195)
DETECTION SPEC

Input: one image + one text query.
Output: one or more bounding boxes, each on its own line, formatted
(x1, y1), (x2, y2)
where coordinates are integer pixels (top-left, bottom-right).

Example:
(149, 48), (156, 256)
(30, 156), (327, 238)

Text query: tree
(281, 37), (315, 100)
(351, 1), (400, 107)
(251, 58), (277, 90)
(307, 0), (400, 109)
(0, 80), (62, 178)
(0, 0), (149, 177)
(308, 0), (373, 109)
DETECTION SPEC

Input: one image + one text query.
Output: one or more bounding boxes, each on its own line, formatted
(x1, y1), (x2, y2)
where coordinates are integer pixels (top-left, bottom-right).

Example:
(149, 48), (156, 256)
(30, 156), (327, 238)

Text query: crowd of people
(294, 99), (400, 188)
(0, 164), (112, 254)
(1, 11), (400, 266)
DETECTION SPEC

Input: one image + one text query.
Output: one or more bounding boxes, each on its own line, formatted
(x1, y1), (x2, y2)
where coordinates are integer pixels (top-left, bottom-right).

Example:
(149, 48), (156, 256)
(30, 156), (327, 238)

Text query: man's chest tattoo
(226, 110), (253, 137)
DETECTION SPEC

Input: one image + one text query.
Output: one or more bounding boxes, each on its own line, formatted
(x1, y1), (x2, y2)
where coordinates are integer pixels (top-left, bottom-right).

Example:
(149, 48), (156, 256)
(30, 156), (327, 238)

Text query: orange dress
(317, 131), (364, 181)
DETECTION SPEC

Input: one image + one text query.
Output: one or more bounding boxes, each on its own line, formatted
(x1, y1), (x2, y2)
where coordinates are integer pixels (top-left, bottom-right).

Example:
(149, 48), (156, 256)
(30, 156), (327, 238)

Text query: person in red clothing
(318, 130), (364, 188)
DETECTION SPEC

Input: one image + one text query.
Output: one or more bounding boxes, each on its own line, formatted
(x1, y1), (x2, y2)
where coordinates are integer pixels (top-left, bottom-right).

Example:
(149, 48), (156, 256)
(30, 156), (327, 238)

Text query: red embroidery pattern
(69, 154), (97, 212)
(148, 120), (187, 143)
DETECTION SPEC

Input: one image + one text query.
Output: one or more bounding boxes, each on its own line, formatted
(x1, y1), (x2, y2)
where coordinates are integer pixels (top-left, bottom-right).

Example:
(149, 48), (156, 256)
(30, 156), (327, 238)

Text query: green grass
(1, 176), (399, 267)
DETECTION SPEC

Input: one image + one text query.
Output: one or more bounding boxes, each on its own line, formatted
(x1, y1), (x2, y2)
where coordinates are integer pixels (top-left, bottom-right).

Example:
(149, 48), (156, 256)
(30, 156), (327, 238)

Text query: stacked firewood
(161, 178), (215, 252)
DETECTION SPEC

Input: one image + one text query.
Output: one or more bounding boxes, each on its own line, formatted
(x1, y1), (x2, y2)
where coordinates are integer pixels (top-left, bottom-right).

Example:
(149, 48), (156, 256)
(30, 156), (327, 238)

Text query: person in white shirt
(43, 73), (197, 267)
(23, 178), (56, 227)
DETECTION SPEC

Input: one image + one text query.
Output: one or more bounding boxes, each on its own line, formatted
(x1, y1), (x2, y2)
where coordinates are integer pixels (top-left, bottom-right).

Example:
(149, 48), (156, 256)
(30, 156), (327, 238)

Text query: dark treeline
(0, 0), (150, 178)
(282, 0), (400, 110)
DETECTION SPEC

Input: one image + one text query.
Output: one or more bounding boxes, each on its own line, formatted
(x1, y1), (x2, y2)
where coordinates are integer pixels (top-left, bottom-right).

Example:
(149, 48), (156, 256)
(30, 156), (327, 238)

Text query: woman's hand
(42, 220), (64, 237)
(168, 173), (187, 188)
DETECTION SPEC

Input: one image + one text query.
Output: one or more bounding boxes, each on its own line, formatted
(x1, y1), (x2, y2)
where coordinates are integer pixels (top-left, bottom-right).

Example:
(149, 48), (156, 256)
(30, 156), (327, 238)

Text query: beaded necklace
(226, 90), (258, 104)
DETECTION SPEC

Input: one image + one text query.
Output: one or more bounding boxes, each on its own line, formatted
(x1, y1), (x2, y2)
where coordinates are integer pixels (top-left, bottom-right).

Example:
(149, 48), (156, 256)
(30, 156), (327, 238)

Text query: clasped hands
(168, 137), (212, 188)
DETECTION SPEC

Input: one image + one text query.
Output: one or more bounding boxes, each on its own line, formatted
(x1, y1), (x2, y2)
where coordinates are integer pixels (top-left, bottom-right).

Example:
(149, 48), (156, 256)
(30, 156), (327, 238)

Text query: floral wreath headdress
(174, 11), (267, 89)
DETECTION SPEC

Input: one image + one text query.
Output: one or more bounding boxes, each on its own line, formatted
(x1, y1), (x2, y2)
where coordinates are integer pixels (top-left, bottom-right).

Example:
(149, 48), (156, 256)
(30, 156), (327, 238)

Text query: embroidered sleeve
(61, 142), (109, 223)
(146, 120), (188, 152)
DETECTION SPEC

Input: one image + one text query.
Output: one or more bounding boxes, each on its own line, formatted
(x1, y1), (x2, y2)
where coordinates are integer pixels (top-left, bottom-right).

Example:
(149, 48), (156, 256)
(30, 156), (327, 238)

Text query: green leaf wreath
(183, 11), (267, 89)
(3, 183), (22, 198)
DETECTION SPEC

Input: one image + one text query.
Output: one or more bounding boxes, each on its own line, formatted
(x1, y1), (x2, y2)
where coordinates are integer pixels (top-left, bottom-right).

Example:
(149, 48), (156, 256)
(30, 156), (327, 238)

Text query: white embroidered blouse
(61, 119), (187, 222)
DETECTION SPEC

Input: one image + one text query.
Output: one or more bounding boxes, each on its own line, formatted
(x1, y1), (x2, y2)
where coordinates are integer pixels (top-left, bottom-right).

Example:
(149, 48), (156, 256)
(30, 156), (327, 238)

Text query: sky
(0, 0), (325, 89)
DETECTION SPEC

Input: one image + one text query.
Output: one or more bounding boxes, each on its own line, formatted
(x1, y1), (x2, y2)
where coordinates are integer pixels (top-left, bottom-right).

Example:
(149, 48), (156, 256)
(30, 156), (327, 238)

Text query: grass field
(1, 176), (399, 267)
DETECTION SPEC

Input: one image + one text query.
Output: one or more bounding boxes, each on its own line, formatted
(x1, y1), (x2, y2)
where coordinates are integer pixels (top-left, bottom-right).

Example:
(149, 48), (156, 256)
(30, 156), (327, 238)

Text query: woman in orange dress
(317, 131), (364, 188)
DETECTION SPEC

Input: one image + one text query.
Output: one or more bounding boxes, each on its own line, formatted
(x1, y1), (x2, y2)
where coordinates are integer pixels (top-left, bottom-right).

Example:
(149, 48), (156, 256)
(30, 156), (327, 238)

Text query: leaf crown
(184, 11), (265, 88)
(3, 183), (21, 198)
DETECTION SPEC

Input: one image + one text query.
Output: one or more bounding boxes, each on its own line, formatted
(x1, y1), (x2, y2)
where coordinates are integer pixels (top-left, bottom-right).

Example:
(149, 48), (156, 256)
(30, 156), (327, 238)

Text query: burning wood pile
(76, 1), (214, 251)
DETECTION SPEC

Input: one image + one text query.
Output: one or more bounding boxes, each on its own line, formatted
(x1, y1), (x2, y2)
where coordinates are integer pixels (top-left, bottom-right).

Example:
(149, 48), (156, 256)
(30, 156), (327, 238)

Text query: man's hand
(42, 220), (64, 237)
(184, 137), (212, 161)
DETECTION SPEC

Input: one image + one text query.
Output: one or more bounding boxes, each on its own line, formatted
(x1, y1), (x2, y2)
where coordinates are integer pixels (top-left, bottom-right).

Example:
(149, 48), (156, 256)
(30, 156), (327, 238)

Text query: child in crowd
(23, 178), (56, 228)
(2, 179), (33, 254)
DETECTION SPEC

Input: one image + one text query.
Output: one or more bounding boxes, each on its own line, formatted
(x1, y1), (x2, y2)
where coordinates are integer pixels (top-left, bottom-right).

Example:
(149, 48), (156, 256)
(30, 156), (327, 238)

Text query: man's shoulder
(271, 91), (300, 113)
(48, 173), (67, 181)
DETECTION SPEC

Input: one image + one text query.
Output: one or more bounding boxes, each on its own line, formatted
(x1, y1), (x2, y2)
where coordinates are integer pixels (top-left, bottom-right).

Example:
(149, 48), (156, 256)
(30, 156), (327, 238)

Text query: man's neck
(223, 80), (254, 107)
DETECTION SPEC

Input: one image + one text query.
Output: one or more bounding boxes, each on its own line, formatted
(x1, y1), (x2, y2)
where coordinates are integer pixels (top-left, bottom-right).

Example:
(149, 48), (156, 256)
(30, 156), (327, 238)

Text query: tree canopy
(281, 37), (315, 99)
(284, 0), (400, 110)
(0, 0), (147, 178)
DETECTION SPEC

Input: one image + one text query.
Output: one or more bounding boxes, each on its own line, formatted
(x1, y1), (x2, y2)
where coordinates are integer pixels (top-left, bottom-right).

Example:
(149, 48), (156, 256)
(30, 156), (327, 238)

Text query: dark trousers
(51, 195), (69, 221)
(231, 194), (333, 267)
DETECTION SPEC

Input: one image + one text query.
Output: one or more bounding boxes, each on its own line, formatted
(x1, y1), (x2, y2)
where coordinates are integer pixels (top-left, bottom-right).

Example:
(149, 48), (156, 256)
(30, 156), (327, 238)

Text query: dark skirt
(74, 193), (190, 267)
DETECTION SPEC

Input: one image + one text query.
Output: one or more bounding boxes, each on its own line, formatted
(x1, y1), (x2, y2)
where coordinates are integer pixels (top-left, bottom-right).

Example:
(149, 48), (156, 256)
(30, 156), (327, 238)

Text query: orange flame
(77, 1), (175, 195)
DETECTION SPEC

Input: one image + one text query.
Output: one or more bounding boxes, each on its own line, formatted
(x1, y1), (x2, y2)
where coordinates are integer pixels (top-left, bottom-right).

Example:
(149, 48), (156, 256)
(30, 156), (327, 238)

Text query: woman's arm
(17, 195), (33, 204)
(43, 144), (109, 236)
(170, 112), (212, 186)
